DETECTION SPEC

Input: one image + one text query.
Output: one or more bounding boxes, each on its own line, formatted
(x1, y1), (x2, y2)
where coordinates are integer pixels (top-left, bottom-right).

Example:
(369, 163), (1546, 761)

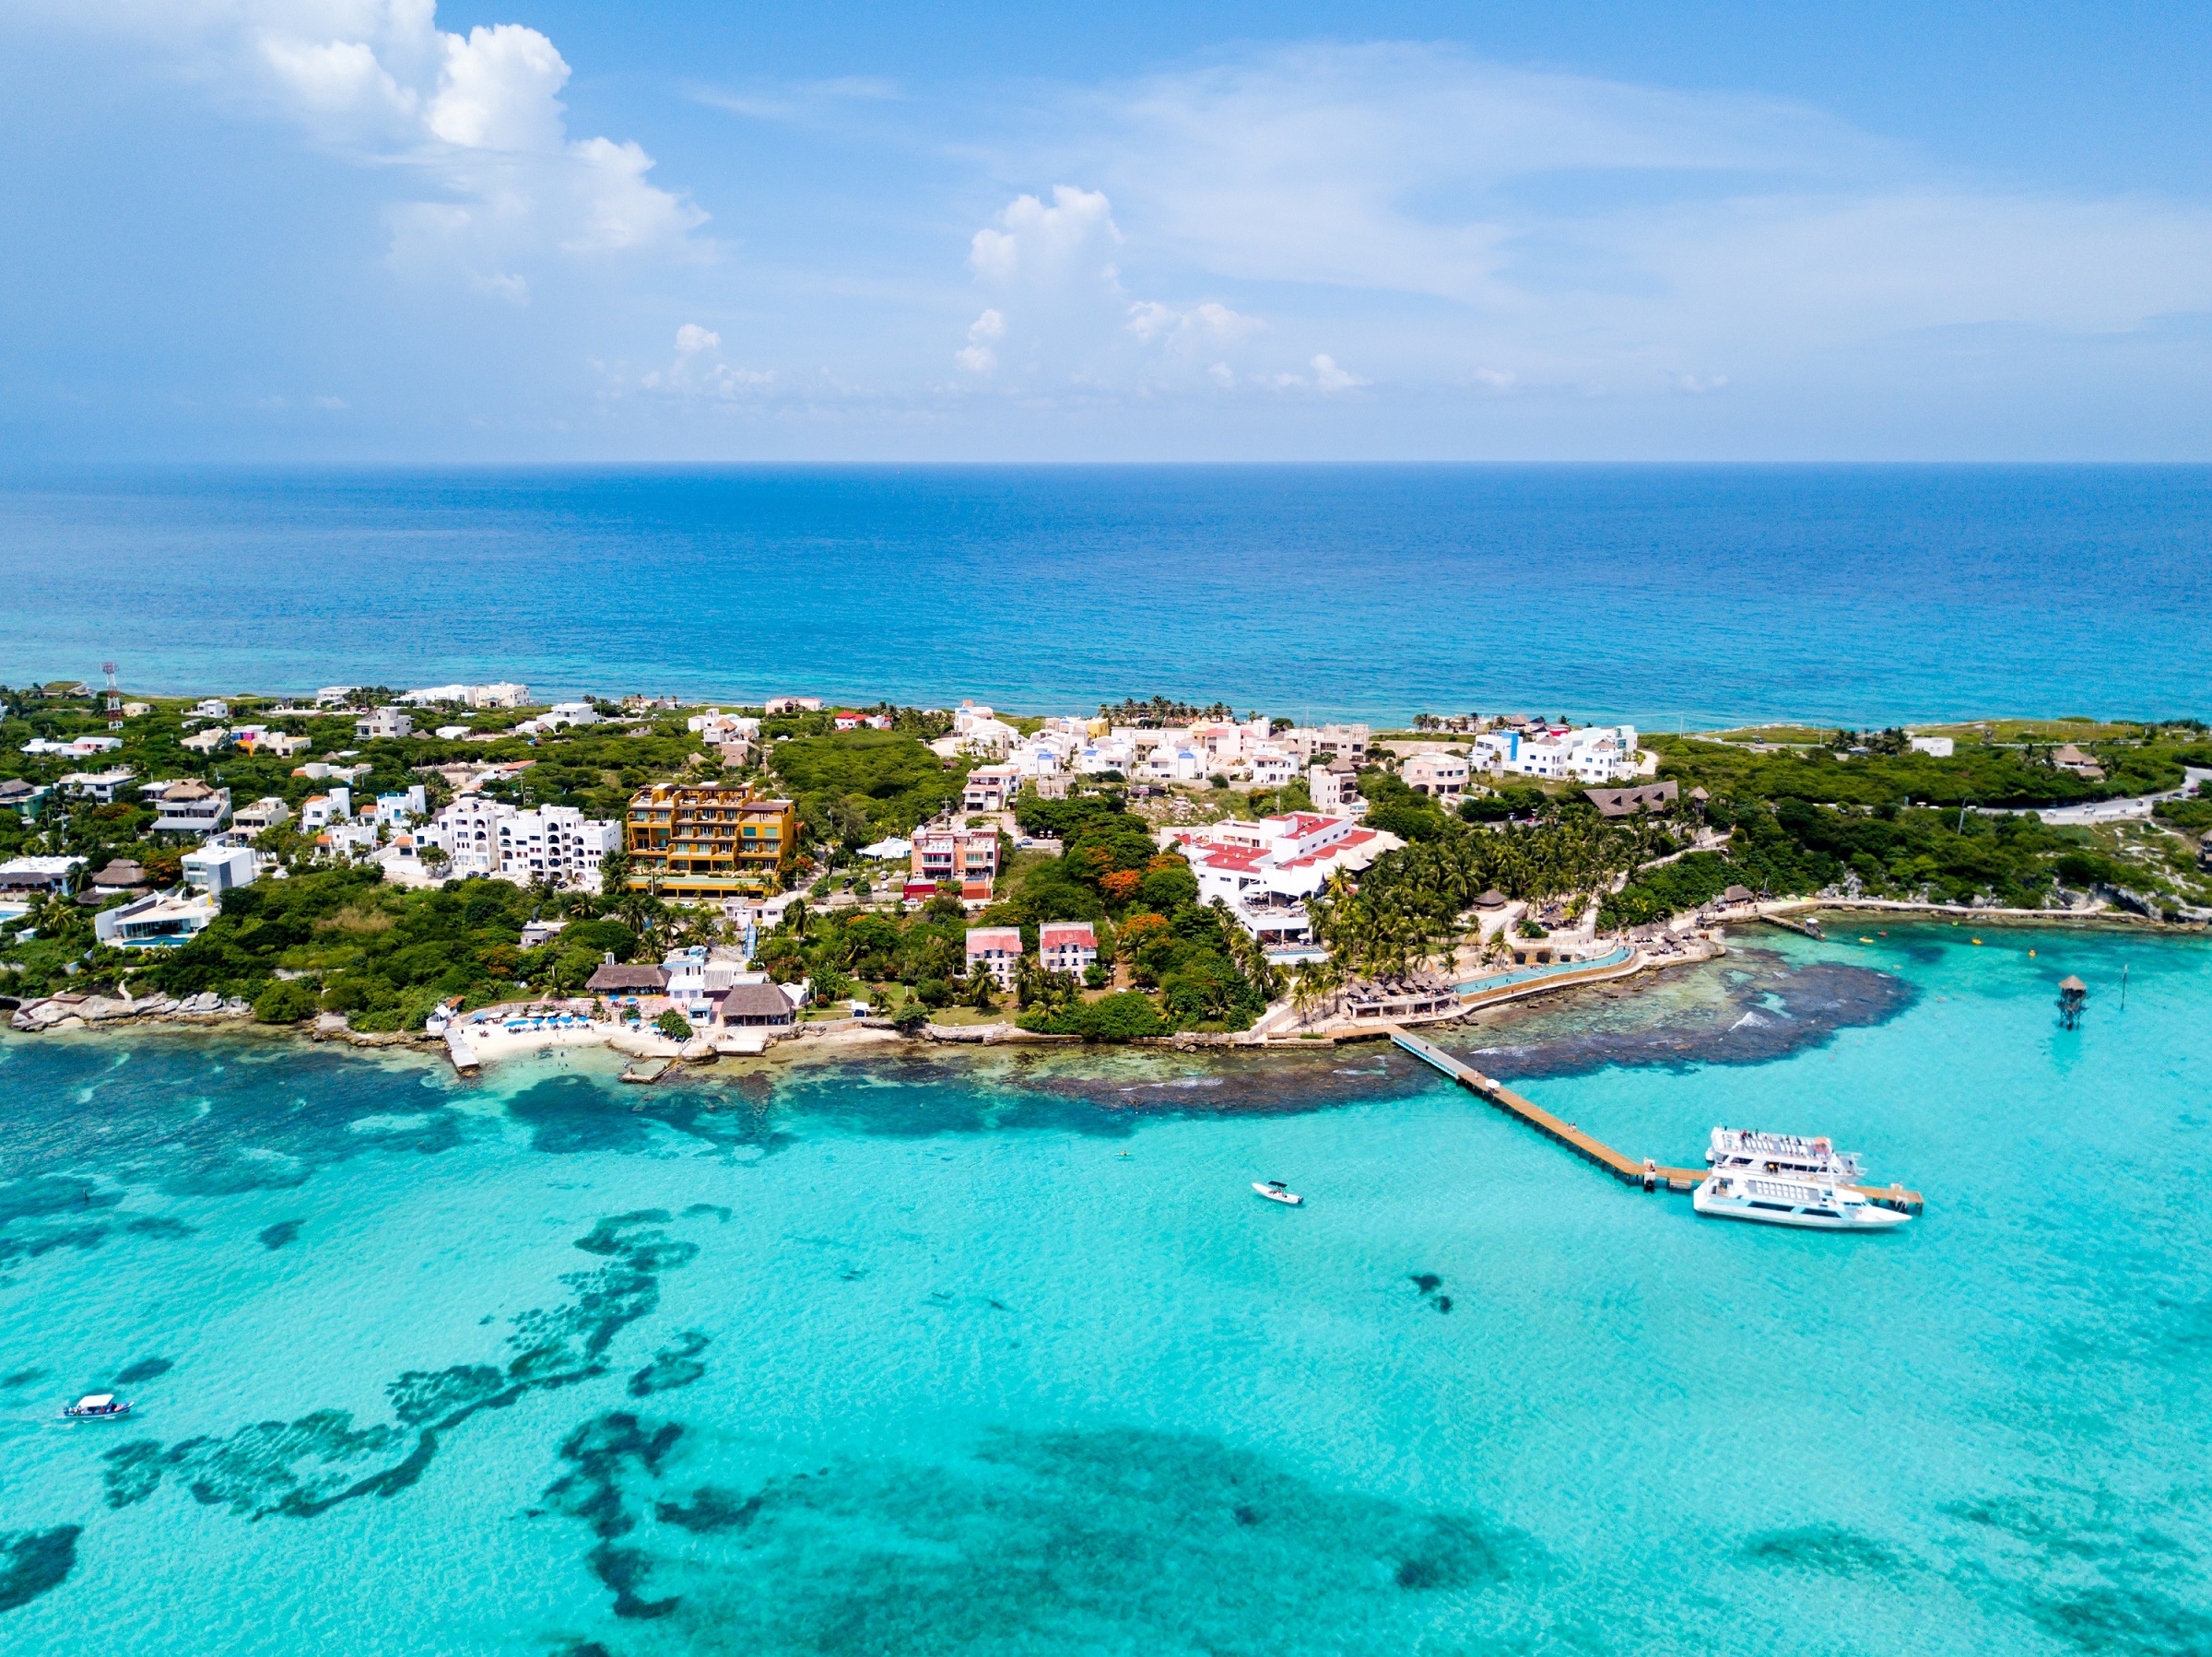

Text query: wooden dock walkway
(1386, 1025), (1924, 1214)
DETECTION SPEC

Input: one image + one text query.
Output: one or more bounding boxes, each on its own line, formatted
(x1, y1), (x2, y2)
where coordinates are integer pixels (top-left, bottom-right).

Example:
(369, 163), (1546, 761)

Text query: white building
(1909, 735), (1955, 758)
(1402, 752), (1470, 797)
(373, 786), (428, 825)
(300, 789), (351, 830)
(764, 696), (823, 714)
(962, 764), (1022, 813)
(688, 710), (762, 743)
(150, 781), (231, 837)
(95, 891), (218, 947)
(1076, 735), (1135, 775)
(1308, 761), (1357, 813)
(182, 842), (258, 892)
(356, 707), (415, 740)
(1475, 724), (1639, 783)
(495, 805), (621, 889)
(1136, 734), (1207, 781)
(1248, 746), (1298, 790)
(1277, 723), (1372, 764)
(424, 794), (618, 889)
(1162, 813), (1396, 941)
(233, 797), (293, 834)
(192, 699), (229, 720)
(401, 682), (529, 708)
(24, 734), (124, 758)
(1007, 728), (1074, 778)
(57, 768), (135, 803)
(428, 794), (507, 876)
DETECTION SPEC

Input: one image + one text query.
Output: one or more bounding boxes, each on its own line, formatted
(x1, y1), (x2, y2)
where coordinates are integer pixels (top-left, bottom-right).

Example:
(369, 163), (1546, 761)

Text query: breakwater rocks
(9, 990), (252, 1032)
(6, 994), (425, 1048)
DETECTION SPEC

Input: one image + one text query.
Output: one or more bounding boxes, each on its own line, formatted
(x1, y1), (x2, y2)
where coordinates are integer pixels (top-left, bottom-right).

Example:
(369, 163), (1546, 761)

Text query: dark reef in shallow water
(0, 1526), (80, 1615)
(1740, 1522), (1913, 1579)
(1941, 1482), (2212, 1657)
(95, 1210), (703, 1523)
(628, 1331), (711, 1398)
(1438, 946), (1914, 1084)
(535, 1423), (1548, 1651)
(257, 1220), (301, 1250)
(111, 1357), (171, 1386)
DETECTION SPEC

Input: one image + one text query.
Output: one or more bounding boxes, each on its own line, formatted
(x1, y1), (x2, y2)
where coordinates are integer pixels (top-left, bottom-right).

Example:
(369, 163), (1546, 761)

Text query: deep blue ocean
(1, 464), (2206, 724)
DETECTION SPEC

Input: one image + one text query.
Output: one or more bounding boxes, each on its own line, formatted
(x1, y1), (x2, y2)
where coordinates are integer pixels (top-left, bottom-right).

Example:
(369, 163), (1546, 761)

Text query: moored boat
(1693, 1171), (1909, 1230)
(1252, 1181), (1303, 1206)
(1706, 1126), (1864, 1182)
(62, 1393), (134, 1419)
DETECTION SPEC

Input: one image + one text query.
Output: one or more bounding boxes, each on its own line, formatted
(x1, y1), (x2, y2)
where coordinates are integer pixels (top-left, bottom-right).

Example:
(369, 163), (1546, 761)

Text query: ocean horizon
(3, 462), (2206, 727)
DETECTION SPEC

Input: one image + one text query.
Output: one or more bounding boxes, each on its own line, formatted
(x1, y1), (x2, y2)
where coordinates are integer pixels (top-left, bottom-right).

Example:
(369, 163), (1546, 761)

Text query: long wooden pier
(1386, 1025), (1924, 1214)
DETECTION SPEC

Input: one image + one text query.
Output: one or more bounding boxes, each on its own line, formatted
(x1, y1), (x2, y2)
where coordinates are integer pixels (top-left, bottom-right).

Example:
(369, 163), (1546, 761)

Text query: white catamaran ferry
(1693, 1171), (1910, 1230)
(1706, 1126), (1865, 1183)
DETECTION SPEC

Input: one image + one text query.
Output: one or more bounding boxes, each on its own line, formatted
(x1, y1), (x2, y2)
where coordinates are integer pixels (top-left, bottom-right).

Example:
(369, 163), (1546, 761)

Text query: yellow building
(625, 783), (799, 898)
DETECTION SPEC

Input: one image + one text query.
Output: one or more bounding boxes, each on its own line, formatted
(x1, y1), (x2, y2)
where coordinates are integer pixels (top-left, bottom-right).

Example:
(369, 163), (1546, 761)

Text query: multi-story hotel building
(905, 825), (999, 900)
(625, 783), (799, 898)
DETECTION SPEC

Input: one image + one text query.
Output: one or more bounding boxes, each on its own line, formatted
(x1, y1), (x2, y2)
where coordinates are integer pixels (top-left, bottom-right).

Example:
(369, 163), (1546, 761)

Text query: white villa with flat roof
(1161, 812), (1397, 947)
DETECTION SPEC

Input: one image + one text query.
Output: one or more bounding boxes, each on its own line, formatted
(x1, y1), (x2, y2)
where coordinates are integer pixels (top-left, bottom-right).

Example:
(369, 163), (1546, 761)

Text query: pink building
(1038, 921), (1099, 976)
(908, 826), (999, 900)
(965, 925), (1024, 988)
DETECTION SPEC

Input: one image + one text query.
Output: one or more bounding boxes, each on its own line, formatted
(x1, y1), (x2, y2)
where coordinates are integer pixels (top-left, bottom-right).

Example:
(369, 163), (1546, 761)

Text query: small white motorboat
(1693, 1171), (1910, 1231)
(62, 1393), (134, 1420)
(1252, 1181), (1303, 1206)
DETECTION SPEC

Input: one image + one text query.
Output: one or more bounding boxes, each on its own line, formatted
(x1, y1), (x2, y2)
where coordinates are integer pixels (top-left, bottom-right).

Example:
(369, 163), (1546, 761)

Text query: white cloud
(955, 308), (1005, 373)
(66, 0), (705, 291)
(1125, 300), (1263, 353)
(686, 74), (900, 123)
(637, 323), (771, 398)
(1310, 354), (1366, 393)
(969, 185), (1121, 288)
(959, 186), (1292, 393)
(1257, 354), (1370, 394)
(1060, 41), (2212, 388)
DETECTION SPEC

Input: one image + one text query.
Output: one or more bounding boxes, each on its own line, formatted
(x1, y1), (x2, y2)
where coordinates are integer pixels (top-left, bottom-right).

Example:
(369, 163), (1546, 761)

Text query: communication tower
(102, 662), (123, 729)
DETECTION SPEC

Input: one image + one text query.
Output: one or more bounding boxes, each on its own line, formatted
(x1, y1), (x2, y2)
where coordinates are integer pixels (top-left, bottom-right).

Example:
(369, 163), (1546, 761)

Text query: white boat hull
(1694, 1175), (1909, 1230)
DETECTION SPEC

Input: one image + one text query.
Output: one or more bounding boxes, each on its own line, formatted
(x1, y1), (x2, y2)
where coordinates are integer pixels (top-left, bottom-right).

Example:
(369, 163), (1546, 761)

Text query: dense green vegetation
(1312, 794), (1668, 978)
(0, 854), (672, 1020)
(742, 792), (1277, 1034)
(1334, 730), (2212, 964)
(1649, 733), (2207, 810)
(767, 731), (968, 849)
(127, 869), (660, 1028)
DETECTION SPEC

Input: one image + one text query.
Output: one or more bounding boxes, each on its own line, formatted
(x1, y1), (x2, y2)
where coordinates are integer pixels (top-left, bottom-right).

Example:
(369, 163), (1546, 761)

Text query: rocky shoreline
(6, 905), (2183, 1071)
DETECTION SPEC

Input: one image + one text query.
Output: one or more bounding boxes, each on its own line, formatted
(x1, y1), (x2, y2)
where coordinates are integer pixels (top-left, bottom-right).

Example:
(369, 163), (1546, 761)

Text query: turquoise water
(0, 922), (2206, 1654)
(1454, 944), (1634, 995)
(2, 465), (2208, 723)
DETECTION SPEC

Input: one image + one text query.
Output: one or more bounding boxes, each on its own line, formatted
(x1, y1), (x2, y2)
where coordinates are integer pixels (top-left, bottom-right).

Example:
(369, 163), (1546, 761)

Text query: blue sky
(5, 1), (2208, 461)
